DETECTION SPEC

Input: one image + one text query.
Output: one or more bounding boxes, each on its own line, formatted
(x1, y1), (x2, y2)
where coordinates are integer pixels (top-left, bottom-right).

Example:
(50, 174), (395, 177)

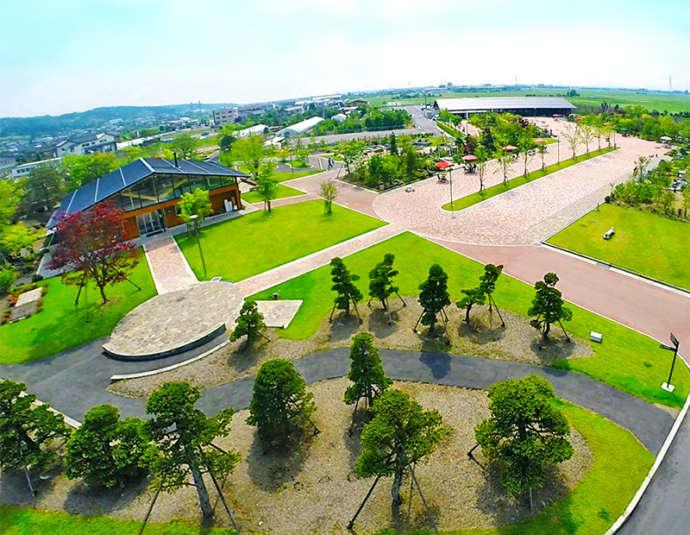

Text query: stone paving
(143, 234), (198, 294)
(374, 119), (663, 245)
(103, 281), (244, 358)
(255, 299), (302, 328)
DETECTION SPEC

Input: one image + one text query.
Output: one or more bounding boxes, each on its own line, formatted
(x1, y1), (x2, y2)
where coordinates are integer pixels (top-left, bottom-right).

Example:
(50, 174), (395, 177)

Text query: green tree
(562, 125), (581, 160)
(319, 180), (338, 214)
(403, 145), (419, 179)
(416, 264), (450, 334)
(21, 167), (64, 214)
(0, 180), (24, 225)
(65, 404), (149, 488)
(0, 223), (41, 262)
(340, 139), (366, 177)
(255, 161), (278, 212)
(230, 135), (266, 177)
(517, 132), (535, 178)
(528, 273), (572, 341)
(247, 359), (316, 448)
(475, 145), (489, 194)
(456, 285), (485, 324)
(474, 375), (573, 500)
(0, 380), (71, 493)
(60, 153), (116, 191)
(330, 256), (363, 320)
(368, 253), (405, 324)
(229, 300), (267, 349)
(146, 382), (240, 520)
(170, 133), (198, 160)
(178, 188), (212, 229)
(479, 263), (505, 327)
(354, 389), (449, 516)
(389, 132), (398, 156)
(344, 332), (391, 409)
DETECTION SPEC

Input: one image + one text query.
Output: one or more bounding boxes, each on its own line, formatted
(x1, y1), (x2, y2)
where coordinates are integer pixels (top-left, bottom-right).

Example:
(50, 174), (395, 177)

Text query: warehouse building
(434, 96), (575, 117)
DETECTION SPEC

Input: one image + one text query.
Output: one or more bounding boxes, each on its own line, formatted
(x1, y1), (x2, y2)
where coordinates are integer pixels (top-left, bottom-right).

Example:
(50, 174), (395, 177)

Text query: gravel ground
(0, 379), (594, 533)
(110, 299), (591, 400)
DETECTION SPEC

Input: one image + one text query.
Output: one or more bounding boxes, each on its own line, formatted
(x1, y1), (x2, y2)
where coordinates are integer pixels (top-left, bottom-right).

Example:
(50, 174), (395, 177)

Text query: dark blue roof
(48, 158), (248, 228)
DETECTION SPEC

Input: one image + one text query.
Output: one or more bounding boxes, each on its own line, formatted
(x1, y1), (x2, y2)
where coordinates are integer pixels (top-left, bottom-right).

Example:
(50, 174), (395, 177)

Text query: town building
(55, 133), (118, 157)
(213, 107), (239, 125)
(277, 116), (324, 137)
(237, 124), (268, 138)
(47, 158), (248, 239)
(11, 157), (62, 178)
(434, 96), (576, 117)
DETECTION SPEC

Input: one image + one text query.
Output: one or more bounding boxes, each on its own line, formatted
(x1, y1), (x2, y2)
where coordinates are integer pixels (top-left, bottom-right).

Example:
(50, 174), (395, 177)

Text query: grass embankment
(0, 506), (232, 535)
(442, 146), (617, 211)
(177, 200), (386, 283)
(548, 203), (690, 289)
(0, 251), (156, 364)
(253, 232), (689, 408)
(240, 170), (319, 204)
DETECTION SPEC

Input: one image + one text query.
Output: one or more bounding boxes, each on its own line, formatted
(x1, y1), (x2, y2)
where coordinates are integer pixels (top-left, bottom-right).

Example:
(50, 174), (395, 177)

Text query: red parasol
(503, 145), (517, 152)
(534, 138), (546, 144)
(435, 160), (451, 169)
(462, 154), (477, 162)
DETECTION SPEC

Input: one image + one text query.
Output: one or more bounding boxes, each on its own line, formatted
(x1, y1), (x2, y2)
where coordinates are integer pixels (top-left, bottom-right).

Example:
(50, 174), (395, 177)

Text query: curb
(541, 242), (690, 297)
(605, 390), (690, 534)
(109, 340), (229, 382)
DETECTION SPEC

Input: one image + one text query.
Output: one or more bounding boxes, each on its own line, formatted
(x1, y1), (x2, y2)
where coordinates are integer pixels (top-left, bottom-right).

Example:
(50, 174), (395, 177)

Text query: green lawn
(0, 399), (651, 535)
(447, 400), (654, 535)
(177, 200), (386, 282)
(0, 251), (156, 364)
(252, 232), (690, 408)
(548, 204), (690, 290)
(241, 183), (305, 203)
(0, 506), (232, 535)
(442, 147), (617, 211)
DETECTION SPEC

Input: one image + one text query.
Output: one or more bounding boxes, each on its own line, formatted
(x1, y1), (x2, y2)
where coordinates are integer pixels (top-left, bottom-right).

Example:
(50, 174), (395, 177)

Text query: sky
(1, 0), (689, 117)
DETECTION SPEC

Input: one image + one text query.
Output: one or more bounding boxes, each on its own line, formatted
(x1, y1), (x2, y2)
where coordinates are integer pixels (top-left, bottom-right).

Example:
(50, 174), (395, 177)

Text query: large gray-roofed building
(434, 96), (576, 117)
(48, 158), (249, 239)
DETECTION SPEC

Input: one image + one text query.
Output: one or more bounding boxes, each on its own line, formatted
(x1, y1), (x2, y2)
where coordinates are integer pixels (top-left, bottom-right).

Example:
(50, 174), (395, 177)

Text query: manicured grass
(0, 505), (232, 534)
(177, 200), (386, 282)
(289, 160), (310, 168)
(0, 251), (156, 364)
(442, 147), (617, 211)
(273, 169), (319, 182)
(442, 400), (654, 535)
(241, 183), (305, 203)
(548, 203), (690, 289)
(253, 232), (690, 408)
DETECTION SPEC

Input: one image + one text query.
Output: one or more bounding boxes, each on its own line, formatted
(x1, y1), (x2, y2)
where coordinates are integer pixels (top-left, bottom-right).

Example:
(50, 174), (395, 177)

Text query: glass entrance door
(136, 210), (166, 236)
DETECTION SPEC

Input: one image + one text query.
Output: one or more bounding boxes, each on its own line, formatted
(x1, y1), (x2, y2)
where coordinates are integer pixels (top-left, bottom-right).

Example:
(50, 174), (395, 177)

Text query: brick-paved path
(143, 234), (198, 294)
(237, 223), (404, 296)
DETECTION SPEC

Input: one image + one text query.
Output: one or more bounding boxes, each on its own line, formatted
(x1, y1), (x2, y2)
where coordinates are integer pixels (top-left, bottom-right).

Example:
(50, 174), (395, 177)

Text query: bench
(603, 227), (615, 240)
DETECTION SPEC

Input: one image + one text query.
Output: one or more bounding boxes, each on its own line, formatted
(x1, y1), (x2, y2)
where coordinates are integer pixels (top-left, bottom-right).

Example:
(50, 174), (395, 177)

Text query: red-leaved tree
(48, 201), (140, 305)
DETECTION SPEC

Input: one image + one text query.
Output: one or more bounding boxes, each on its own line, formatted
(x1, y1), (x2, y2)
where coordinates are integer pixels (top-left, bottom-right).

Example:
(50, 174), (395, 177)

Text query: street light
(449, 167), (454, 215)
(189, 214), (207, 275)
(660, 332), (680, 393)
(557, 137), (560, 164)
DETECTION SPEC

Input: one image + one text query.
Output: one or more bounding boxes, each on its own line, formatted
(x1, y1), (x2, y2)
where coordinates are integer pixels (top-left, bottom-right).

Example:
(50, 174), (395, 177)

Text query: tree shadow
(415, 322), (451, 355)
(62, 474), (150, 516)
(529, 334), (576, 364)
(246, 430), (312, 492)
(392, 474), (442, 533)
(226, 337), (269, 375)
(419, 352), (451, 380)
(328, 312), (362, 343)
(457, 315), (506, 346)
(366, 307), (401, 339)
(343, 407), (368, 470)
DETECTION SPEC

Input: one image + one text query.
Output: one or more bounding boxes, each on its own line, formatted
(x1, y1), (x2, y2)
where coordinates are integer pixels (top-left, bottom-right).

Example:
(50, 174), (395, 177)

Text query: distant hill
(0, 103), (237, 138)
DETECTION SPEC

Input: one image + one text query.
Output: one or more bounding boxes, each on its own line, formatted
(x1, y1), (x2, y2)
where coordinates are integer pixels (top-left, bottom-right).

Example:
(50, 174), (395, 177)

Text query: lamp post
(189, 214), (207, 275)
(660, 333), (680, 392)
(449, 166), (455, 218)
(557, 137), (560, 164)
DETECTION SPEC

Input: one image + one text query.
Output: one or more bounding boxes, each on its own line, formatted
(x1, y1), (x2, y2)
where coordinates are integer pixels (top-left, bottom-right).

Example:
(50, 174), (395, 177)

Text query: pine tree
(344, 332), (392, 409)
(247, 359), (316, 448)
(368, 253), (405, 324)
(528, 272), (572, 341)
(389, 132), (398, 156)
(330, 257), (363, 321)
(416, 264), (450, 334)
(230, 300), (267, 349)
(456, 286), (485, 324)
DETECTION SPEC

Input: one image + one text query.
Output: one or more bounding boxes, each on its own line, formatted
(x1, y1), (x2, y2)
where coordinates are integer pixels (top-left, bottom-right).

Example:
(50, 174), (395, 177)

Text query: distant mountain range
(0, 103), (236, 139)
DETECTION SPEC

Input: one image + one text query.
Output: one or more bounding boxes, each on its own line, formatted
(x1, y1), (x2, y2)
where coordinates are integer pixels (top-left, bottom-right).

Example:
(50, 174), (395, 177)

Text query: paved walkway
(143, 234), (197, 294)
(237, 223), (403, 296)
(0, 345), (672, 455)
(618, 408), (690, 534)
